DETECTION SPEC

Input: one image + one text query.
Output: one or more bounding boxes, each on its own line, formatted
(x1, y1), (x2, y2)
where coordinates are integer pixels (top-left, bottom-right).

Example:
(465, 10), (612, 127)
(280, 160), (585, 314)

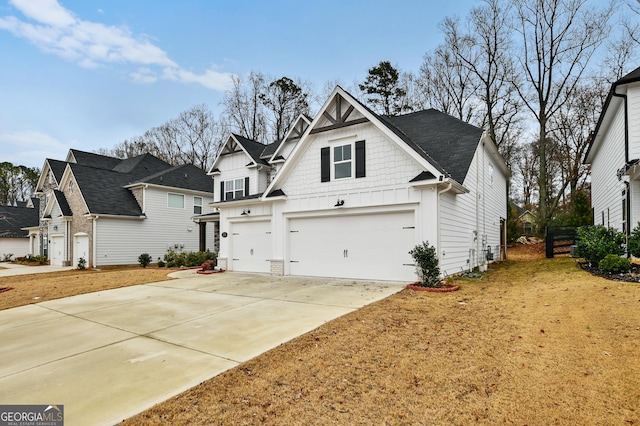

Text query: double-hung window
(334, 144), (352, 179)
(224, 179), (245, 201)
(321, 140), (365, 183)
(193, 196), (202, 214)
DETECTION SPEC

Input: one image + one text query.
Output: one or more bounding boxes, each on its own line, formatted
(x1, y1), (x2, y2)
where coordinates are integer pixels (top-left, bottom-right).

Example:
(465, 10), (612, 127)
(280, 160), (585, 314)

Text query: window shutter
(244, 177), (250, 197)
(321, 147), (330, 182)
(220, 181), (225, 201)
(355, 140), (366, 178)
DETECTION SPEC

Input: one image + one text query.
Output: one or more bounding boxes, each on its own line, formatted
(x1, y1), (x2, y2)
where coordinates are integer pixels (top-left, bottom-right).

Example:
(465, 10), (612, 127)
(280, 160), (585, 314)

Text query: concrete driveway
(0, 270), (404, 425)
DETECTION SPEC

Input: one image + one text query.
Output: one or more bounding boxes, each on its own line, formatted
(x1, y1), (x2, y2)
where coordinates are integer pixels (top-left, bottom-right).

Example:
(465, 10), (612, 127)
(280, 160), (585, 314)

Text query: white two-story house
(209, 86), (509, 282)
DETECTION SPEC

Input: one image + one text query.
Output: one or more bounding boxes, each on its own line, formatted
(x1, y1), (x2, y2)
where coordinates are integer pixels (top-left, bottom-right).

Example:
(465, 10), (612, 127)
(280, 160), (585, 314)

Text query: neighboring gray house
(33, 149), (217, 267)
(209, 86), (509, 281)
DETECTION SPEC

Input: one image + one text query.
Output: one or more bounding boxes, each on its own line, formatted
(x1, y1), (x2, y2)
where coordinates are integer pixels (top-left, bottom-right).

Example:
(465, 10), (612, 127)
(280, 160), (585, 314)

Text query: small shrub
(77, 257), (87, 270)
(157, 260), (165, 268)
(201, 259), (215, 270)
(1, 253), (13, 262)
(138, 253), (152, 268)
(575, 225), (626, 265)
(598, 254), (630, 274)
(627, 222), (640, 258)
(409, 241), (441, 287)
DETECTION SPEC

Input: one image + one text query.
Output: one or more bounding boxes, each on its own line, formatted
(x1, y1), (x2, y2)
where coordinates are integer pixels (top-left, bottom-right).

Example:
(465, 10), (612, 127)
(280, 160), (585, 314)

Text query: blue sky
(1, 0), (481, 168)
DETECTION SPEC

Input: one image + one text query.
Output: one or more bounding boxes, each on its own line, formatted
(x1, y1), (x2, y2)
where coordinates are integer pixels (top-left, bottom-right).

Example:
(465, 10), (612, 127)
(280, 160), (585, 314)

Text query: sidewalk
(0, 262), (74, 277)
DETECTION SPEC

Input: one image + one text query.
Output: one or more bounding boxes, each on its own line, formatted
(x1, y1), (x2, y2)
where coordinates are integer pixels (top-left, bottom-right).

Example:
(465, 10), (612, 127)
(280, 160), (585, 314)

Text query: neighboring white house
(586, 65), (640, 236)
(209, 86), (509, 282)
(34, 149), (217, 267)
(0, 199), (39, 260)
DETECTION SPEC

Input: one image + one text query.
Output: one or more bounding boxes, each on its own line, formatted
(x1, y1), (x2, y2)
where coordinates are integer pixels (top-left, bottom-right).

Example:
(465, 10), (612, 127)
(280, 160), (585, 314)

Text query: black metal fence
(545, 226), (577, 258)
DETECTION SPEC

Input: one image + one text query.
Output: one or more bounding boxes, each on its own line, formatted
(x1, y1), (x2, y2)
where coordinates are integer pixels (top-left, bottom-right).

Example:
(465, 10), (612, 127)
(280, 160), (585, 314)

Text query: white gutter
(92, 215), (98, 268)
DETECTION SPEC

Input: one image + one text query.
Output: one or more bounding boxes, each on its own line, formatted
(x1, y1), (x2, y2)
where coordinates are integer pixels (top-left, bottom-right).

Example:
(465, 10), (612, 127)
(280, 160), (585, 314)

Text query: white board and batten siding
(274, 121), (425, 282)
(95, 187), (214, 266)
(590, 101), (626, 230)
(439, 140), (506, 276)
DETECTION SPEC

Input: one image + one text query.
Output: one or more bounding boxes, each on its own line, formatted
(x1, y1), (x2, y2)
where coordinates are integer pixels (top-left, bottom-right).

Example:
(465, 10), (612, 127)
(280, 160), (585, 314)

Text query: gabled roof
(67, 149), (122, 170)
(68, 163), (144, 217)
(129, 164), (213, 193)
(384, 110), (483, 184)
(209, 134), (278, 173)
(264, 86), (491, 199)
(586, 65), (640, 163)
(52, 190), (72, 216)
(35, 158), (68, 192)
(112, 153), (172, 177)
(0, 201), (40, 238)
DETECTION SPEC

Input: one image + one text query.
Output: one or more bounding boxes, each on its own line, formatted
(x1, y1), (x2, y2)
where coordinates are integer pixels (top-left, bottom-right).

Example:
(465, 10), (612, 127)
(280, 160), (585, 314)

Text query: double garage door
(288, 211), (416, 282)
(230, 211), (417, 281)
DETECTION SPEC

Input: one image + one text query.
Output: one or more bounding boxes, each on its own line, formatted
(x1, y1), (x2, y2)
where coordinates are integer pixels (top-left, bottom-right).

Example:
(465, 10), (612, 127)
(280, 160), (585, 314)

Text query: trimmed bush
(157, 260), (166, 268)
(164, 250), (217, 268)
(138, 253), (152, 268)
(575, 225), (625, 265)
(77, 257), (87, 270)
(627, 222), (640, 258)
(598, 254), (630, 274)
(409, 241), (441, 287)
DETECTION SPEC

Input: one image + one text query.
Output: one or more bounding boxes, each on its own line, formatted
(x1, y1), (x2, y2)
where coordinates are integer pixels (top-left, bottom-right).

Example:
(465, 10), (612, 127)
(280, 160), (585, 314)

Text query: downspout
(613, 89), (631, 240)
(92, 215), (98, 269)
(437, 181), (453, 274)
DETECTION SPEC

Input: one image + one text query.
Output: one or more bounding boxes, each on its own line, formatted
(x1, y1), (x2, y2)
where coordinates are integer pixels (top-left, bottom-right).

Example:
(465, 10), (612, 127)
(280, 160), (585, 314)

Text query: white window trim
(224, 178), (245, 201)
(333, 143), (353, 180)
(167, 192), (185, 209)
(193, 196), (203, 214)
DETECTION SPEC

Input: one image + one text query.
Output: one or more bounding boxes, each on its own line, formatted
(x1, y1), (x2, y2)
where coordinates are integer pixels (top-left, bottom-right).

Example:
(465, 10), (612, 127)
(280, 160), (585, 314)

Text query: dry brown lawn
(0, 266), (174, 310)
(124, 245), (640, 425)
(2, 247), (639, 424)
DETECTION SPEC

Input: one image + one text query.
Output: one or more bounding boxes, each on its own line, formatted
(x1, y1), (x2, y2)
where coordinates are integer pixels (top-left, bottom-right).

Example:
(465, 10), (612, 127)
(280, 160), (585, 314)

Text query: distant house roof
(130, 163), (213, 193)
(0, 199), (40, 238)
(67, 149), (122, 170)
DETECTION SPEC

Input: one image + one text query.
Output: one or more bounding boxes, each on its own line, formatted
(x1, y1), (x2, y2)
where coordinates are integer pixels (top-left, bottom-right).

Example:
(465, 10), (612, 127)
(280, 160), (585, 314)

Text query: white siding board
(95, 187), (215, 265)
(591, 104), (626, 230)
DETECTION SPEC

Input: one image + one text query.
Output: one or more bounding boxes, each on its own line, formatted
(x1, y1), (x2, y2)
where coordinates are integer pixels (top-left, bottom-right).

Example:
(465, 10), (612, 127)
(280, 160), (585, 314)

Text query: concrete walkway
(0, 262), (74, 276)
(0, 270), (405, 426)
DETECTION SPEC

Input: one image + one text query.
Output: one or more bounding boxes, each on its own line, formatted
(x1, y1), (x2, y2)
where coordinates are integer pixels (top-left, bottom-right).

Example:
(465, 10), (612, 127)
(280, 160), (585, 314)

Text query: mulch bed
(578, 261), (640, 283)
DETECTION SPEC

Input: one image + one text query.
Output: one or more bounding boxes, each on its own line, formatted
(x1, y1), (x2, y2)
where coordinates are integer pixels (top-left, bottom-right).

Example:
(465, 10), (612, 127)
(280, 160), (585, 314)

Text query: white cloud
(0, 0), (234, 91)
(0, 130), (68, 168)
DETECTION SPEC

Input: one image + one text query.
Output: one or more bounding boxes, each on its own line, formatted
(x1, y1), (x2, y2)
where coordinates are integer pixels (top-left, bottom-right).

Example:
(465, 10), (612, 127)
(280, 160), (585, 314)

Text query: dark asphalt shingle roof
(46, 159), (68, 183)
(52, 190), (72, 216)
(384, 109), (483, 184)
(133, 164), (214, 193)
(70, 163), (144, 216)
(0, 199), (40, 238)
(69, 149), (122, 170)
(232, 134), (272, 166)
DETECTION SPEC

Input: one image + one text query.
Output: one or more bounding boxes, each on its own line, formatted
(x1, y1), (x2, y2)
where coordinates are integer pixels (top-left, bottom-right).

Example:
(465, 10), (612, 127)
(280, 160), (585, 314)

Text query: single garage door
(50, 235), (64, 266)
(231, 220), (272, 273)
(288, 211), (416, 281)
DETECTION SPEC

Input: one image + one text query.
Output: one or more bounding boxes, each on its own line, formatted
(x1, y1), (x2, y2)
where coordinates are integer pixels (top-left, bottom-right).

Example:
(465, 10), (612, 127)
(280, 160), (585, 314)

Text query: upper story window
(224, 178), (245, 201)
(334, 144), (352, 179)
(168, 193), (184, 208)
(194, 196), (202, 214)
(321, 140), (366, 183)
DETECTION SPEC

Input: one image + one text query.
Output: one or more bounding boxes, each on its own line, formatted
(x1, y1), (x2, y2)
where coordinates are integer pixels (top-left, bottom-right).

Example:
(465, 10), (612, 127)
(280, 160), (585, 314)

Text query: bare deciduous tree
(222, 72), (268, 142)
(512, 0), (613, 228)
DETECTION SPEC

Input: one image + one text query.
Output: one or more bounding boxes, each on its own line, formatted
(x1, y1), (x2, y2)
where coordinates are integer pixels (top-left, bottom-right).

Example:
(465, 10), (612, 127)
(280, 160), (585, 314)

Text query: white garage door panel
(289, 212), (415, 281)
(231, 221), (272, 273)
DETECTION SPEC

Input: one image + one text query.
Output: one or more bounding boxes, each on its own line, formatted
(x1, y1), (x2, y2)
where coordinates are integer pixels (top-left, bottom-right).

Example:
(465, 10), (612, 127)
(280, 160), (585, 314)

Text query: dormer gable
(269, 114), (312, 163)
